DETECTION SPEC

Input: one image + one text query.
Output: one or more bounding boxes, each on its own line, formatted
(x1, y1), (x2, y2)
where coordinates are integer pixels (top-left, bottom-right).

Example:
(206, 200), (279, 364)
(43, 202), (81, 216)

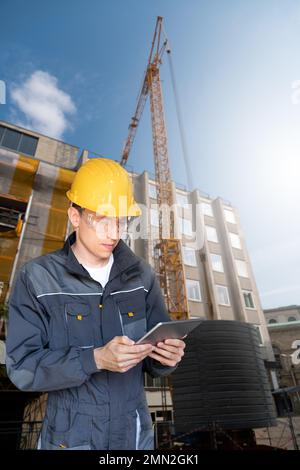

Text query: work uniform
(6, 231), (176, 450)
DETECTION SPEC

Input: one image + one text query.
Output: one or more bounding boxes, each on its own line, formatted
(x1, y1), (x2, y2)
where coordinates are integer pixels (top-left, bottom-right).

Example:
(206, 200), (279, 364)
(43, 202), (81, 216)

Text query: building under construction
(0, 118), (283, 448)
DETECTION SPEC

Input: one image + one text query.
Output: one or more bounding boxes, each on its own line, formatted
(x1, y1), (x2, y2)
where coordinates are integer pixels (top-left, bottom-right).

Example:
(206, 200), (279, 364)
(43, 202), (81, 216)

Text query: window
(224, 209), (236, 224)
(0, 125), (5, 142)
(123, 233), (133, 249)
(216, 285), (230, 305)
(183, 247), (197, 266)
(211, 254), (224, 272)
(205, 225), (218, 243)
(288, 316), (296, 322)
(181, 218), (193, 236)
(202, 202), (213, 217)
(176, 192), (188, 207)
(235, 259), (249, 278)
(0, 125), (38, 156)
(242, 290), (255, 309)
(154, 410), (173, 422)
(1, 127), (21, 150)
(0, 194), (27, 234)
(148, 183), (157, 199)
(268, 319), (277, 324)
(272, 345), (282, 369)
(150, 208), (159, 227)
(186, 279), (202, 301)
(253, 325), (263, 346)
(144, 374), (164, 388)
(229, 232), (242, 249)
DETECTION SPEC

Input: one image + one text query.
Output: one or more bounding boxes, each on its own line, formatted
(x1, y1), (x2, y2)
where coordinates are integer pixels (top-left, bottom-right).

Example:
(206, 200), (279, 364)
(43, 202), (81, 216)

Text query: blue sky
(0, 0), (299, 309)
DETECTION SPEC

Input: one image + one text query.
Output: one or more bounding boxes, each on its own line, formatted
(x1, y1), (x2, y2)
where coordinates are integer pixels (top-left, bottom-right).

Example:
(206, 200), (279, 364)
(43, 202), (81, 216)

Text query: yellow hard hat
(66, 158), (141, 217)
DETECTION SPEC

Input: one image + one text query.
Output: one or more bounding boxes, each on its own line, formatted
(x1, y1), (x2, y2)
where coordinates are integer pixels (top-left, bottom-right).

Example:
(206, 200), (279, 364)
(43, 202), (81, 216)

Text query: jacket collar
(63, 231), (140, 281)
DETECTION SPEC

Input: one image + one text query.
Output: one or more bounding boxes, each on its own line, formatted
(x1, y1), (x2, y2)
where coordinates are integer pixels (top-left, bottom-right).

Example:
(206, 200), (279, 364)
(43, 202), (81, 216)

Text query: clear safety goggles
(84, 212), (129, 234)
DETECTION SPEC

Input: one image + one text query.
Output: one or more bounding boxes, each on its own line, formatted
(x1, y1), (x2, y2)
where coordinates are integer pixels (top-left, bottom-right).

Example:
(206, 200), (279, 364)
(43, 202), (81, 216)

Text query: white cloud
(11, 70), (76, 139)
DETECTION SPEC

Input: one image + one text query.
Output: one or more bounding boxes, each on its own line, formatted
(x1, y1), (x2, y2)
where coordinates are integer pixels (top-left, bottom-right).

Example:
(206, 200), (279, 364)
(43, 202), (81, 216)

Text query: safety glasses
(84, 211), (129, 233)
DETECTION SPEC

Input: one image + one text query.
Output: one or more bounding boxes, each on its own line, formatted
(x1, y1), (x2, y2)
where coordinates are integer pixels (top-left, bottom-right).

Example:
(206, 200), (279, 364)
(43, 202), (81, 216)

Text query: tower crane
(121, 16), (189, 321)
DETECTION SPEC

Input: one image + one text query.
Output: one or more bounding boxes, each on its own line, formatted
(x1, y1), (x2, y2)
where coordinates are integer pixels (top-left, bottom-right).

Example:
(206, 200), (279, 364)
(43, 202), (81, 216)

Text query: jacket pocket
(117, 295), (147, 342)
(64, 302), (95, 347)
(43, 410), (92, 450)
(45, 443), (91, 450)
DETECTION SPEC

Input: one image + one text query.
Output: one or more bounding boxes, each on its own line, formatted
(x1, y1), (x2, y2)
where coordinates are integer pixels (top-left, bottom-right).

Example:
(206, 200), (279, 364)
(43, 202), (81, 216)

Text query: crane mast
(121, 17), (189, 320)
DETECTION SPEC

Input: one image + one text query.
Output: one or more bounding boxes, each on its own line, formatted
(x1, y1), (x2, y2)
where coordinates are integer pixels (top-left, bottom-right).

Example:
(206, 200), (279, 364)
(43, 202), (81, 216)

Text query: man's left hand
(147, 338), (186, 367)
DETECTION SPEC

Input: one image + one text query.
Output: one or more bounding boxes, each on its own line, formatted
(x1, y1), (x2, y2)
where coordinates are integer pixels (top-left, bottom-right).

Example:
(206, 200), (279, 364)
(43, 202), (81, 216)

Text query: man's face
(68, 206), (125, 261)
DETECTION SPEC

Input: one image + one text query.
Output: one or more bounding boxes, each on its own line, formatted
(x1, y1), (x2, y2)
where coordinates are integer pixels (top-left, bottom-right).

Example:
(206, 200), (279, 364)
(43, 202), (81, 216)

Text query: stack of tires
(172, 320), (277, 433)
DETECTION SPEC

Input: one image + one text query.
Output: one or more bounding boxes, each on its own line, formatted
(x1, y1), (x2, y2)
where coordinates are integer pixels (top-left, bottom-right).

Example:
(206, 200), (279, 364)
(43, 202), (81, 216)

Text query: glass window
(0, 125), (5, 144)
(268, 319), (277, 324)
(205, 225), (218, 243)
(148, 183), (157, 199)
(123, 233), (133, 249)
(183, 247), (197, 266)
(235, 259), (249, 277)
(144, 373), (164, 388)
(288, 316), (296, 322)
(216, 285), (230, 305)
(229, 232), (242, 249)
(211, 254), (224, 272)
(242, 290), (255, 309)
(0, 126), (38, 156)
(224, 209), (236, 224)
(253, 325), (263, 345)
(176, 192), (188, 207)
(150, 208), (159, 227)
(202, 202), (213, 217)
(0, 195), (27, 234)
(19, 133), (38, 156)
(186, 279), (202, 301)
(183, 218), (193, 236)
(2, 128), (22, 151)
(272, 345), (282, 368)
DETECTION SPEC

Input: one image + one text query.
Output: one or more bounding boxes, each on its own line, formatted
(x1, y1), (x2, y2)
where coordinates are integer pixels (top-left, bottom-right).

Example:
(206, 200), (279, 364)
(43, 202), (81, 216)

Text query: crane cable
(162, 28), (194, 192)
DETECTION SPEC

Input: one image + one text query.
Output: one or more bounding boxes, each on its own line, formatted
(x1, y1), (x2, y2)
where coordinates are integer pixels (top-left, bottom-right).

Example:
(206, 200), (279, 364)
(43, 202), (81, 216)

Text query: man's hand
(94, 336), (154, 373)
(147, 338), (186, 367)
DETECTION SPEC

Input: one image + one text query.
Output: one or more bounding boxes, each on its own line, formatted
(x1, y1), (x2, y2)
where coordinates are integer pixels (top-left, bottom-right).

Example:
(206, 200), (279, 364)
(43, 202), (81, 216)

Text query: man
(6, 158), (185, 450)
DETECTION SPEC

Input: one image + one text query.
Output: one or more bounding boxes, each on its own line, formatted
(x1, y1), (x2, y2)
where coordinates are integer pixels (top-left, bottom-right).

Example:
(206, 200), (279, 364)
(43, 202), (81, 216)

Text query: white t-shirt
(83, 254), (114, 288)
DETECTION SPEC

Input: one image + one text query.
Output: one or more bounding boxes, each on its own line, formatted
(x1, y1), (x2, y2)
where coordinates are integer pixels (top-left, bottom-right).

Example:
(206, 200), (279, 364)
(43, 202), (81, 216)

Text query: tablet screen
(136, 318), (203, 345)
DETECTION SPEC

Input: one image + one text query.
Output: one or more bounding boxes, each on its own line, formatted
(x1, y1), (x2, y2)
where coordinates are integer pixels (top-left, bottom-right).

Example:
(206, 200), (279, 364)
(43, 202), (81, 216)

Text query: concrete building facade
(131, 171), (274, 361)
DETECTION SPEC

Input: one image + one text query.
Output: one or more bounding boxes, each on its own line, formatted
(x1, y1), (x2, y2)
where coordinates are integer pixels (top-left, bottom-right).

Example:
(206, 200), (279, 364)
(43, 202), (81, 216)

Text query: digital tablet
(136, 318), (203, 345)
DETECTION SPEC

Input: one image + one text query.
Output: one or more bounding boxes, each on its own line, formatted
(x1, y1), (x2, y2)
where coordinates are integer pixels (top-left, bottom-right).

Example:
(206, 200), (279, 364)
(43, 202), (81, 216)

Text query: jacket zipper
(118, 306), (125, 335)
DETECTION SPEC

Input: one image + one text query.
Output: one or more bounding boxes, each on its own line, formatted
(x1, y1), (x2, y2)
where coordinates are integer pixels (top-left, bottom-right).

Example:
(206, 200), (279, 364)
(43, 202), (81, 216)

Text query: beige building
(131, 172), (274, 359)
(255, 307), (300, 449)
(130, 173), (276, 420)
(0, 120), (276, 424)
(264, 305), (300, 407)
(265, 305), (300, 325)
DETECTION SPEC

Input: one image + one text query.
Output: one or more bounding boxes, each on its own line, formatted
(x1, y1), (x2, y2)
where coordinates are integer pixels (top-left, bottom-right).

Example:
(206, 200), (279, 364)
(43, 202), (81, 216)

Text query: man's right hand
(93, 336), (154, 373)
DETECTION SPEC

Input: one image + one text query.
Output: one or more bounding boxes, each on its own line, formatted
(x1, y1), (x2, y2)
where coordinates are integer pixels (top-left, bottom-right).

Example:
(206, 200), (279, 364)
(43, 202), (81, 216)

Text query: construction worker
(5, 158), (185, 450)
